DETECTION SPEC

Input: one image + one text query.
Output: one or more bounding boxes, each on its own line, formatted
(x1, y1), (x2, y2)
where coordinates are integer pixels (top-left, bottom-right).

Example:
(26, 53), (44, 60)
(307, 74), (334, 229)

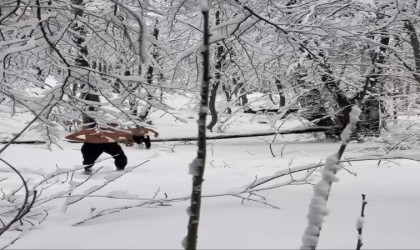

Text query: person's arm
(65, 130), (87, 142)
(128, 128), (143, 136)
(144, 128), (159, 137)
(116, 130), (135, 147)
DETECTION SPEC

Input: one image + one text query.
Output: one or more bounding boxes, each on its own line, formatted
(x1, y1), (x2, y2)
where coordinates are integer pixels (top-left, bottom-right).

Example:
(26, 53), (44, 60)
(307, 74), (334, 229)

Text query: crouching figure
(65, 121), (134, 173)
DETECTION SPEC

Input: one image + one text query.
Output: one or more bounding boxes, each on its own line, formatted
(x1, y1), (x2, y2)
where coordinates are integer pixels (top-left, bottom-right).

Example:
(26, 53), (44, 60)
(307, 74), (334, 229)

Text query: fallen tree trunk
(0, 140), (46, 144)
(63, 126), (338, 144)
(152, 126), (337, 142)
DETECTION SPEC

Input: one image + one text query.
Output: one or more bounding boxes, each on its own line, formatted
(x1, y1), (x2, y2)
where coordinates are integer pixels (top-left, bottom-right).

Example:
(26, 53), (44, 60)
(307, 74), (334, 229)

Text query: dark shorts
(81, 142), (127, 170)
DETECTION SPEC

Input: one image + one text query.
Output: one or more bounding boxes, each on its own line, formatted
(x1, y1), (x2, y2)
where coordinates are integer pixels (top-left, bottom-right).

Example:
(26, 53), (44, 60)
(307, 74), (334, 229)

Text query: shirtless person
(65, 122), (134, 173)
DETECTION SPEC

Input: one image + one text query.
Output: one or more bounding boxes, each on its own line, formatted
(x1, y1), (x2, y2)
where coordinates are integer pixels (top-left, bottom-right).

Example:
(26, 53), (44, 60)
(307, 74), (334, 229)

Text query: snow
(197, 0), (209, 12)
(340, 105), (361, 142)
(189, 158), (202, 176)
(1, 94), (420, 249)
(356, 217), (365, 229)
(300, 153), (341, 249)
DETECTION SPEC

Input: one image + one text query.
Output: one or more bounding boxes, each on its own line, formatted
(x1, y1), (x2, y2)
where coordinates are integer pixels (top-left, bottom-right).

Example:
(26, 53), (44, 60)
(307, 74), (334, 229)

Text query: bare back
(66, 127), (134, 145)
(84, 129), (122, 143)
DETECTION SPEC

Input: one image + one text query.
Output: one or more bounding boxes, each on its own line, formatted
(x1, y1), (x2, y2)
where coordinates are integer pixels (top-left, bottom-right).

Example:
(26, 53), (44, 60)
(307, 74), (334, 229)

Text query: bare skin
(128, 127), (159, 138)
(65, 127), (135, 146)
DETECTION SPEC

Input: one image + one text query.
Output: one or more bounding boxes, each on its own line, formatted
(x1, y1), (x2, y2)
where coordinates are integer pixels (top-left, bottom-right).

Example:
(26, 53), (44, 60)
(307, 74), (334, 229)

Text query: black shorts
(81, 142), (127, 170)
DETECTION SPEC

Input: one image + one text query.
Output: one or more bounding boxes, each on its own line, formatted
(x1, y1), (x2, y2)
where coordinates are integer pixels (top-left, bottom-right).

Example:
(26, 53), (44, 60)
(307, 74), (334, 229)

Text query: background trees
(3, 1), (420, 249)
(1, 0), (420, 140)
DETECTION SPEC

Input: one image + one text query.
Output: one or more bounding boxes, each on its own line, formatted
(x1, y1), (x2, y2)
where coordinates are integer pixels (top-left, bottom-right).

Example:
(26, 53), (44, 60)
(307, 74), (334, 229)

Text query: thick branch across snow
(152, 126), (336, 142)
(63, 126), (337, 144)
(0, 140), (46, 144)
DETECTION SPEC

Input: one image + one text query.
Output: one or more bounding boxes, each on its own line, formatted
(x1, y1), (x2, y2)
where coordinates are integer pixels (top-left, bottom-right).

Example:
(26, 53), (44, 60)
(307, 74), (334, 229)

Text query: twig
(249, 167), (318, 193)
(73, 200), (157, 226)
(356, 194), (368, 250)
(0, 159), (37, 236)
(232, 194), (280, 209)
(65, 160), (149, 206)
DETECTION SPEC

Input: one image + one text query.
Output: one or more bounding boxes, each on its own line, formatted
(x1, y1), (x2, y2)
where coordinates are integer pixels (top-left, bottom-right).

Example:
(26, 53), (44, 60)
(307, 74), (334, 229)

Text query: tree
(207, 9), (225, 131)
(0, 0), (188, 143)
(184, 1), (211, 249)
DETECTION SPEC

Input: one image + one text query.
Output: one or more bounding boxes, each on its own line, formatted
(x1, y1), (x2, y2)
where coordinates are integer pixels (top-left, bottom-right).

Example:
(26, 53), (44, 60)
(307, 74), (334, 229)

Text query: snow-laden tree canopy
(1, 0), (420, 143)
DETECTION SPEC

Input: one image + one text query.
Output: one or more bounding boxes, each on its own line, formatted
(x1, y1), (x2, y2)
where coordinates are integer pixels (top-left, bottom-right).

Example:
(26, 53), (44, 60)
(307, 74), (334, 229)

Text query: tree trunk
(207, 10), (224, 131)
(152, 126), (336, 143)
(275, 77), (286, 108)
(239, 81), (248, 105)
(298, 88), (337, 139)
(405, 20), (420, 89)
(232, 77), (247, 106)
(139, 21), (159, 121)
(71, 0), (99, 121)
(184, 4), (210, 250)
(358, 31), (389, 136)
(222, 84), (232, 114)
(207, 81), (220, 131)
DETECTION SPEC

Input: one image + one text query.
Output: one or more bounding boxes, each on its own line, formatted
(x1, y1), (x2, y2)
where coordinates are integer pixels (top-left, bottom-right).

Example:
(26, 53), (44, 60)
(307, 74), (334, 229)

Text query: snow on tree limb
(300, 54), (376, 249)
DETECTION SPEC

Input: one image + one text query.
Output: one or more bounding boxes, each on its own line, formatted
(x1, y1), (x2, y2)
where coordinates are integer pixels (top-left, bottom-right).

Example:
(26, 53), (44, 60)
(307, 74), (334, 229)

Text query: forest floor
(1, 93), (420, 249)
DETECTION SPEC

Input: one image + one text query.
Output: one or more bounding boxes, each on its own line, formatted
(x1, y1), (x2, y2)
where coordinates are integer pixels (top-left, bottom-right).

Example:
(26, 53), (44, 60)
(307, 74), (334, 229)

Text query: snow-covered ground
(1, 94), (420, 249)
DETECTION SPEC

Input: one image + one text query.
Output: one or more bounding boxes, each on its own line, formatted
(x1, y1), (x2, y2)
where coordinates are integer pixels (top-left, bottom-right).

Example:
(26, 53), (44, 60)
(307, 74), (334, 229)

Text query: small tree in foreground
(300, 58), (376, 250)
(183, 1), (210, 249)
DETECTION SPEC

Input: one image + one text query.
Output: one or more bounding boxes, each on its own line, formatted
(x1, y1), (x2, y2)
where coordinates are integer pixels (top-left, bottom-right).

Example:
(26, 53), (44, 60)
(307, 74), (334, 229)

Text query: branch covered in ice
(301, 154), (340, 249)
(340, 106), (361, 142)
(300, 56), (375, 249)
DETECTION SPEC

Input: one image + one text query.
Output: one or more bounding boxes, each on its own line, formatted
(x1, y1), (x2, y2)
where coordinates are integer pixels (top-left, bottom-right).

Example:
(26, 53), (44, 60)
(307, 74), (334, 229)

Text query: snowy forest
(1, 0), (420, 249)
